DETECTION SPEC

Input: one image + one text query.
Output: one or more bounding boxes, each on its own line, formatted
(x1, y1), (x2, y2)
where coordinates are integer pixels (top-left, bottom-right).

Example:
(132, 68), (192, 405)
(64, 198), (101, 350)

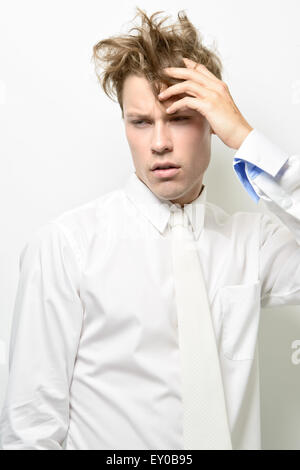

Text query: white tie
(169, 204), (232, 450)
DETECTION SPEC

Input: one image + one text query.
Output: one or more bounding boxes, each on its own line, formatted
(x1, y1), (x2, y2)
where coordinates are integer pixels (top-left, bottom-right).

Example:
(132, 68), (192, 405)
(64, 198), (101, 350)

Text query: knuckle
(218, 81), (228, 92)
(187, 80), (195, 90)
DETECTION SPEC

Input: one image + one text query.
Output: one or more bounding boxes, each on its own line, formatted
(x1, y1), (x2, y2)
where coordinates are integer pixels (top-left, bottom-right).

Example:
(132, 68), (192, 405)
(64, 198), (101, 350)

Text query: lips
(152, 167), (181, 178)
(151, 163), (180, 171)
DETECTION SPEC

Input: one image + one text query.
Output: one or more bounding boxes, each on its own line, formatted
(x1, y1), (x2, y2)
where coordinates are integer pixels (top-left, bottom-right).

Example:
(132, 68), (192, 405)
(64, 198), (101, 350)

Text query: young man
(0, 8), (299, 450)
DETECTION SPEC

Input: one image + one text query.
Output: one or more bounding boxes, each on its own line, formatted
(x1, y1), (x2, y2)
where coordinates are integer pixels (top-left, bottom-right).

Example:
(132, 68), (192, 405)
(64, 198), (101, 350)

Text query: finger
(183, 58), (220, 82)
(166, 95), (209, 117)
(164, 64), (222, 94)
(158, 79), (208, 101)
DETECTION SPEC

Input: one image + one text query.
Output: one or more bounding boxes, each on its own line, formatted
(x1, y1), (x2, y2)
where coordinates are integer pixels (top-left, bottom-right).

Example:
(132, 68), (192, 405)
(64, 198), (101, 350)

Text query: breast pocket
(219, 281), (261, 361)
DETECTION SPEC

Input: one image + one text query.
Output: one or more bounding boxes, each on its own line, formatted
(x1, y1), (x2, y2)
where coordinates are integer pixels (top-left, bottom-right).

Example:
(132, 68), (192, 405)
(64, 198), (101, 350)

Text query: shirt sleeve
(233, 128), (300, 308)
(0, 221), (84, 450)
(233, 128), (290, 204)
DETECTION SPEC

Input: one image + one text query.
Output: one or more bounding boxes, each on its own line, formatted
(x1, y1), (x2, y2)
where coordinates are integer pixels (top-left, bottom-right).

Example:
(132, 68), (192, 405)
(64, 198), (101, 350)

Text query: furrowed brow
(126, 110), (185, 119)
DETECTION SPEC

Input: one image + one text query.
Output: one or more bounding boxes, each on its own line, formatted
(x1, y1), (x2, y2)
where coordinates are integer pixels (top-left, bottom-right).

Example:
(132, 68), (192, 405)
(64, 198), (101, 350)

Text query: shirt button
(282, 197), (293, 209)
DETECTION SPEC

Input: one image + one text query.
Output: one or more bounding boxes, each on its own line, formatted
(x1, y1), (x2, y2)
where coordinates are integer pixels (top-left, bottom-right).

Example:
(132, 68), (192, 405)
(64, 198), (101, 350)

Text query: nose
(151, 121), (173, 154)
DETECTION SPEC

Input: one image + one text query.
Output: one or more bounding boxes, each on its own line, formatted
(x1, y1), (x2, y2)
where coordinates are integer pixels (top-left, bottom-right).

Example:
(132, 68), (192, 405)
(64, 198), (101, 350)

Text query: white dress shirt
(0, 128), (299, 450)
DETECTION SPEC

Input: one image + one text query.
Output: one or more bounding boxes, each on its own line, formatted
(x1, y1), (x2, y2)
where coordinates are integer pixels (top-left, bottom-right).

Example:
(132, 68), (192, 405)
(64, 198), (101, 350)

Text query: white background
(0, 0), (299, 449)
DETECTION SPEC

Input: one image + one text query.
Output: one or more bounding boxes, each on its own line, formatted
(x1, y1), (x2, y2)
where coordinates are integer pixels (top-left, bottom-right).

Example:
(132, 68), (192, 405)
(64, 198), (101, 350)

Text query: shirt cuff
(233, 128), (290, 203)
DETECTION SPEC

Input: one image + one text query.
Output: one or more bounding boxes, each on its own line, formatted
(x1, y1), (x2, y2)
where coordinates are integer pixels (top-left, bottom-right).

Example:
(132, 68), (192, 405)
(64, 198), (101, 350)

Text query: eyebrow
(125, 110), (189, 119)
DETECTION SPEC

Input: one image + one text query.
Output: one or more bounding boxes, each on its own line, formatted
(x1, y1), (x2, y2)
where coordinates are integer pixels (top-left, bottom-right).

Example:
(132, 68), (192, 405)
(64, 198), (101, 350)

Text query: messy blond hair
(92, 7), (223, 119)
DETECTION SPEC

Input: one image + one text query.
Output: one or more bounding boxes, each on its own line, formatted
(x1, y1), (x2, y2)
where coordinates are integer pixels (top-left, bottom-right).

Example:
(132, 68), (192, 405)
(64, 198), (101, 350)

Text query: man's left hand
(158, 57), (253, 150)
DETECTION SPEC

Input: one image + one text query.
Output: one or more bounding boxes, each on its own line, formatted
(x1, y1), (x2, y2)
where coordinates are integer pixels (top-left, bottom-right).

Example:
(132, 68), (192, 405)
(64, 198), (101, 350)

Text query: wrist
(233, 124), (253, 150)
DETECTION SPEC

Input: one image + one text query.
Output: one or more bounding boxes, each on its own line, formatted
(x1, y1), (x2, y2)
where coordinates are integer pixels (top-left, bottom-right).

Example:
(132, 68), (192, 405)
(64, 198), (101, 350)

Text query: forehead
(123, 74), (191, 115)
(123, 73), (160, 94)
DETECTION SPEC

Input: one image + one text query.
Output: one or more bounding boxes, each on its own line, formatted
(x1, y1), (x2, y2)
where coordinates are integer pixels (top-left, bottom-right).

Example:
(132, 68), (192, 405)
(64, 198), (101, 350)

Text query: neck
(170, 183), (204, 208)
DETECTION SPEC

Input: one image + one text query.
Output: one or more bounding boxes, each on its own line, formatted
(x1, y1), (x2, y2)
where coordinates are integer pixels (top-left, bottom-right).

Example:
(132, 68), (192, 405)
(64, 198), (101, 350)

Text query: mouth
(152, 167), (181, 178)
(151, 163), (181, 179)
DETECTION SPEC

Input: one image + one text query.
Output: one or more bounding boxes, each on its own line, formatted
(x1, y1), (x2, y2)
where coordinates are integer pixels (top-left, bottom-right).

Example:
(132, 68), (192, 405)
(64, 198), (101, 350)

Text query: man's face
(122, 74), (213, 206)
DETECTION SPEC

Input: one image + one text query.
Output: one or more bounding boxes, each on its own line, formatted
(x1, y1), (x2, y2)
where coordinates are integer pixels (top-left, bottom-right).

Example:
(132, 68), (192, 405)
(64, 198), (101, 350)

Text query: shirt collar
(123, 171), (207, 240)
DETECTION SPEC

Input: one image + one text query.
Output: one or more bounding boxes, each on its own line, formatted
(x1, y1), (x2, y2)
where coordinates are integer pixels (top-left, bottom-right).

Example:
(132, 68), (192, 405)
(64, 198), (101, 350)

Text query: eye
(132, 120), (147, 125)
(131, 117), (190, 126)
(173, 117), (190, 121)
